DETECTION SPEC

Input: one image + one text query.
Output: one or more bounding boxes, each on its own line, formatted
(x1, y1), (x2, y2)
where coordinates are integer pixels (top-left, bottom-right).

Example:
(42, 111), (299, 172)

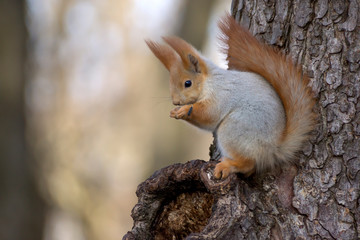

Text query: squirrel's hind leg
(214, 154), (256, 179)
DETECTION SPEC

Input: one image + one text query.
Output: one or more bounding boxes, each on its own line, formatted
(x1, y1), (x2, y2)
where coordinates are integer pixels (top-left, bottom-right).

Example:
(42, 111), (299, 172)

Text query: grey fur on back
(201, 59), (286, 171)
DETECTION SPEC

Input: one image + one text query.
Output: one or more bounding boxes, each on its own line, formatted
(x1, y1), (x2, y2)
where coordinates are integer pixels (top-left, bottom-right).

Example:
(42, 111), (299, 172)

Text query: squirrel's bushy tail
(219, 14), (316, 166)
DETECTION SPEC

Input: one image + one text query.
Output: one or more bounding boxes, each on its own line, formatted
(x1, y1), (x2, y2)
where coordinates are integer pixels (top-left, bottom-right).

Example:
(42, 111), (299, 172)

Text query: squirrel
(145, 14), (316, 179)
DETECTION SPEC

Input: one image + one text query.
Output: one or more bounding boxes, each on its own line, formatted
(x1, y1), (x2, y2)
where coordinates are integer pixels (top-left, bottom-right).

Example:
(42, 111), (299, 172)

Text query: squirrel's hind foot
(214, 156), (255, 179)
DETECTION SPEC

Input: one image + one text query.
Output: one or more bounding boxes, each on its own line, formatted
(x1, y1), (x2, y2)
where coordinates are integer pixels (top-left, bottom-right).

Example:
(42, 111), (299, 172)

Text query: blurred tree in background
(0, 0), (46, 239)
(0, 0), (230, 239)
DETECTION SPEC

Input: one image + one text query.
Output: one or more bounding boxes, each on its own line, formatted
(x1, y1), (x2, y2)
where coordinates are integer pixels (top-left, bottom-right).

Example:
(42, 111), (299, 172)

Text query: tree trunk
(124, 0), (360, 239)
(0, 1), (46, 239)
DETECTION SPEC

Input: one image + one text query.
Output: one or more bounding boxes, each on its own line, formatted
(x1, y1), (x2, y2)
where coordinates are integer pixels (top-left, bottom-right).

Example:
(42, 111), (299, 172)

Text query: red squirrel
(146, 15), (316, 179)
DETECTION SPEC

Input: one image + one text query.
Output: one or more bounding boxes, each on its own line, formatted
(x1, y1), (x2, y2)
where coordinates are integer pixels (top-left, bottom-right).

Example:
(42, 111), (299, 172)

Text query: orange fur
(189, 100), (214, 127)
(147, 37), (208, 106)
(145, 40), (178, 71)
(214, 154), (256, 179)
(170, 100), (215, 128)
(219, 14), (316, 160)
(163, 37), (208, 75)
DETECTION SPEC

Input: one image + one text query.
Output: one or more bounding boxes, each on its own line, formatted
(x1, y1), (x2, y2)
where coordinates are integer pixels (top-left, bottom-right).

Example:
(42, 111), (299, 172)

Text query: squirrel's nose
(173, 100), (180, 105)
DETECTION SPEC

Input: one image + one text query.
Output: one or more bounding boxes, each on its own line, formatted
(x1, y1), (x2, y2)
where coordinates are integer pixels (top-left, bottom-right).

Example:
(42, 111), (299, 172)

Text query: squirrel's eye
(184, 80), (192, 88)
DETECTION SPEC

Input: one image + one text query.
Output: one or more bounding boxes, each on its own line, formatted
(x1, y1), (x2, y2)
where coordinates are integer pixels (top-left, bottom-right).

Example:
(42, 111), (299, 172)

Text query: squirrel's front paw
(170, 105), (190, 119)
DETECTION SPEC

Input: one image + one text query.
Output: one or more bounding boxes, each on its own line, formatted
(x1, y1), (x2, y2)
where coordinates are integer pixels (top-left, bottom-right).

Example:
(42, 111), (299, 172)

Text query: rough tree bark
(124, 0), (360, 239)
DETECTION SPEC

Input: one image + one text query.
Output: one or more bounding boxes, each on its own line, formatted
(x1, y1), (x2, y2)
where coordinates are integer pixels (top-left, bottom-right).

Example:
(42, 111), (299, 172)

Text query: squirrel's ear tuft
(188, 54), (201, 73)
(145, 39), (178, 71)
(163, 36), (207, 75)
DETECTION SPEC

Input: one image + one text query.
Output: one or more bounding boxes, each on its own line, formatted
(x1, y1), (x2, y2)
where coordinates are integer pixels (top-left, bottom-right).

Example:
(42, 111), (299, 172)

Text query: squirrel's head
(146, 37), (208, 106)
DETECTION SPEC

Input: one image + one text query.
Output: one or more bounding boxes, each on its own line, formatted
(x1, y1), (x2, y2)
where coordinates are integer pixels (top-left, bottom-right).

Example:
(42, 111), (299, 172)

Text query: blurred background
(0, 0), (231, 239)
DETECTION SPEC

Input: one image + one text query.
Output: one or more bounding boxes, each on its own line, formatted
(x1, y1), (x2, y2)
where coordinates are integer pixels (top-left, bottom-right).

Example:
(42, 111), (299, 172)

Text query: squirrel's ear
(163, 36), (207, 74)
(188, 54), (201, 73)
(145, 40), (178, 71)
